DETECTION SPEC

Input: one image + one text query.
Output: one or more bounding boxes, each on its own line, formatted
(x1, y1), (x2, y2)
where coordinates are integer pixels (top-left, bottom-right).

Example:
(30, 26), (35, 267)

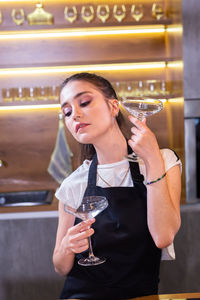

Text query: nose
(72, 104), (82, 121)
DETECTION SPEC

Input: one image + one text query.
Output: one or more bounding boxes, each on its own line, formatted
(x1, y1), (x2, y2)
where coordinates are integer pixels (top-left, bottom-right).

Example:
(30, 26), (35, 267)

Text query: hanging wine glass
(144, 80), (158, 96)
(14, 87), (26, 102)
(125, 82), (133, 97)
(64, 6), (77, 23)
(159, 80), (169, 96)
(11, 9), (25, 25)
(131, 4), (144, 22)
(135, 80), (144, 96)
(113, 5), (126, 22)
(81, 5), (95, 23)
(97, 5), (110, 23)
(26, 87), (38, 101)
(152, 3), (165, 21)
(121, 96), (163, 162)
(48, 86), (60, 101)
(64, 195), (108, 266)
(38, 86), (49, 101)
(2, 88), (14, 102)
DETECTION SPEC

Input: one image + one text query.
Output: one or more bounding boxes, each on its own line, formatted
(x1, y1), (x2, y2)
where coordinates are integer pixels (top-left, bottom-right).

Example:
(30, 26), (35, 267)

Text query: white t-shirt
(56, 148), (182, 260)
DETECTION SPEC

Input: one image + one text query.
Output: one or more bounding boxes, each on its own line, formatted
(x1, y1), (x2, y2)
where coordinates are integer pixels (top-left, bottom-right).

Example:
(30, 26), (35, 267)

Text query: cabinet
(0, 0), (184, 210)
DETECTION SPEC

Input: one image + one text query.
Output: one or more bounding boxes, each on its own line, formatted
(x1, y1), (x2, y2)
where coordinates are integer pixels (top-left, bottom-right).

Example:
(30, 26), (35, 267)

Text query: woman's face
(60, 80), (119, 145)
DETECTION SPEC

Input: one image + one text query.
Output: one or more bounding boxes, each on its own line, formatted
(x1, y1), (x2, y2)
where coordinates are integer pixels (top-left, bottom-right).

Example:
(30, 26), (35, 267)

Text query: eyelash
(64, 111), (72, 117)
(80, 100), (91, 107)
(63, 100), (91, 117)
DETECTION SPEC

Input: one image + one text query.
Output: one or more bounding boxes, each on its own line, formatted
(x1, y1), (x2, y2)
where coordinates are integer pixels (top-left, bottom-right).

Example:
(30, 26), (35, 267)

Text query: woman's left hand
(127, 115), (161, 163)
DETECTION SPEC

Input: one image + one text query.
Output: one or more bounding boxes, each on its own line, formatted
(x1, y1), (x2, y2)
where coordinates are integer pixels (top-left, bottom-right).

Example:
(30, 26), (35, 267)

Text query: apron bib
(60, 150), (161, 299)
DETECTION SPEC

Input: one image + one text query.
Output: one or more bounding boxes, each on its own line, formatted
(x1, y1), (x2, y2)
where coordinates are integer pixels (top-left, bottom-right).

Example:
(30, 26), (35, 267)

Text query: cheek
(94, 107), (113, 124)
(64, 118), (73, 133)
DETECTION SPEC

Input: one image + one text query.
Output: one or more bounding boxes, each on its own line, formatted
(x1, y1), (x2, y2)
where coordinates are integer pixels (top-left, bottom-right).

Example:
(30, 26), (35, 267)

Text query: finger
(128, 139), (136, 151)
(70, 229), (94, 253)
(73, 243), (89, 254)
(71, 227), (94, 243)
(130, 126), (143, 135)
(70, 237), (89, 253)
(73, 218), (95, 234)
(71, 238), (89, 251)
(128, 115), (146, 129)
(78, 227), (94, 240)
(77, 238), (89, 248)
(130, 135), (141, 143)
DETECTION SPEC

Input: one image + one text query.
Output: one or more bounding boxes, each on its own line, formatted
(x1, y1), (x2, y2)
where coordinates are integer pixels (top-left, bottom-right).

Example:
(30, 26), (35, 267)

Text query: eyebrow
(61, 91), (92, 109)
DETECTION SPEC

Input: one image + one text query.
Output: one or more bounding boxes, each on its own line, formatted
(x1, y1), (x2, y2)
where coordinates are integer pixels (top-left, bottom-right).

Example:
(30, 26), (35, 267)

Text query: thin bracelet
(145, 172), (167, 185)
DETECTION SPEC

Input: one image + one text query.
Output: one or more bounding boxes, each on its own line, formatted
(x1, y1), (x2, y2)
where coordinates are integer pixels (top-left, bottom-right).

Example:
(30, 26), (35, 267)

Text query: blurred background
(0, 0), (199, 299)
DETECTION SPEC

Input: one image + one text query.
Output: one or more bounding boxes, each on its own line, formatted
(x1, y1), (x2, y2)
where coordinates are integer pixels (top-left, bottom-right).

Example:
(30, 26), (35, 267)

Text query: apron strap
(127, 144), (144, 183)
(86, 153), (98, 188)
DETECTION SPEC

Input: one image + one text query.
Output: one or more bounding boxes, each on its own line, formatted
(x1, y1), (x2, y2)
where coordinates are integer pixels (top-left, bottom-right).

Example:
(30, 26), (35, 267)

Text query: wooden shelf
(0, 20), (173, 32)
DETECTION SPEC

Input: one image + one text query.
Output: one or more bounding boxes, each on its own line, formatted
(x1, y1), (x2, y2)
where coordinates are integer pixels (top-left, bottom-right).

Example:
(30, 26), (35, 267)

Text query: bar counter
(61, 293), (200, 300)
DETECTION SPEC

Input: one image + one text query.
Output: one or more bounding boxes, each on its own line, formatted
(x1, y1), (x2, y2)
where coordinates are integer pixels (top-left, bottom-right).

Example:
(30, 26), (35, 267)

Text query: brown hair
(60, 72), (126, 162)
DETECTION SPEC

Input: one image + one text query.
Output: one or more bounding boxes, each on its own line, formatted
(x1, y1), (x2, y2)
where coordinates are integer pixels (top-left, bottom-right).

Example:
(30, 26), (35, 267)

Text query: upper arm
(53, 201), (75, 254)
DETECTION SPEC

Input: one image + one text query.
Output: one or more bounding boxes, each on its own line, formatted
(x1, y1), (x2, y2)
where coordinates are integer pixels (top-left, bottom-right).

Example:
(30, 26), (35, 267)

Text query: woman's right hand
(61, 218), (95, 255)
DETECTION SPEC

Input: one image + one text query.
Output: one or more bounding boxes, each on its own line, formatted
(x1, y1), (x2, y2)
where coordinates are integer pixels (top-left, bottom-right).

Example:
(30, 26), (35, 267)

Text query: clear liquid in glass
(122, 99), (163, 119)
(69, 198), (108, 221)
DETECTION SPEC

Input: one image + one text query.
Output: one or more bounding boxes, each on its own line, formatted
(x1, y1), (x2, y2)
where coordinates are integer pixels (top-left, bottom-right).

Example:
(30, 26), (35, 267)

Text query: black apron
(60, 149), (161, 300)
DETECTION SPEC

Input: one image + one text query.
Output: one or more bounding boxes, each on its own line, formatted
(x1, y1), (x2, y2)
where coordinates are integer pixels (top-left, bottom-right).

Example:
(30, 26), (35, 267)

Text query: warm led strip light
(167, 97), (184, 103)
(0, 25), (182, 40)
(0, 0), (166, 3)
(167, 25), (183, 33)
(0, 62), (171, 76)
(0, 104), (61, 111)
(0, 25), (165, 40)
(0, 98), (183, 111)
(167, 61), (184, 68)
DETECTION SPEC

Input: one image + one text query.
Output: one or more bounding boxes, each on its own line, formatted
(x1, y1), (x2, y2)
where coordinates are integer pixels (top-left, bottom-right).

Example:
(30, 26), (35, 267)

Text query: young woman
(53, 73), (181, 300)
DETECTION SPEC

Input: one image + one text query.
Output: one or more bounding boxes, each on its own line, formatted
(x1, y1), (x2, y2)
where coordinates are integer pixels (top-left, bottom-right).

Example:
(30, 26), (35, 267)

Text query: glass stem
(88, 236), (95, 258)
(138, 113), (144, 121)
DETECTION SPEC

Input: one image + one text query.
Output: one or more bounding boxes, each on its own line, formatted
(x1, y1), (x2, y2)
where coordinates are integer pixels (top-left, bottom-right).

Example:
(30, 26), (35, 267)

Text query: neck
(93, 124), (127, 165)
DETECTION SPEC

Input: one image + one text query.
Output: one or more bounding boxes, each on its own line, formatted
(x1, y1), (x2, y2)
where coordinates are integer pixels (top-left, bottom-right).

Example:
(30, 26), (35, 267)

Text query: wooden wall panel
(0, 109), (58, 192)
(0, 34), (166, 68)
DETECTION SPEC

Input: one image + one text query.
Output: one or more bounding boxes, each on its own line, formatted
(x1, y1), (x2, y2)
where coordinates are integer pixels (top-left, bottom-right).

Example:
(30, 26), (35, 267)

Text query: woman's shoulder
(55, 159), (91, 205)
(61, 159), (91, 186)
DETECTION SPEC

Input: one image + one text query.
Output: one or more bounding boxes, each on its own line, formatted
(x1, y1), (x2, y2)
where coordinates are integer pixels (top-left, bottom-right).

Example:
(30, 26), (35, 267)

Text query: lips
(75, 123), (90, 133)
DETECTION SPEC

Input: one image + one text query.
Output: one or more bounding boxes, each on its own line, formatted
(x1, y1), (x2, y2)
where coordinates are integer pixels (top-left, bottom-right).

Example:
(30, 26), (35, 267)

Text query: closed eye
(62, 108), (72, 117)
(65, 111), (72, 117)
(62, 99), (91, 117)
(80, 100), (91, 107)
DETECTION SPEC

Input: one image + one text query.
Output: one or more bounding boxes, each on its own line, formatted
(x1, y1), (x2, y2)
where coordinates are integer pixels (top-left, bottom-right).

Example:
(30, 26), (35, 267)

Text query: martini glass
(121, 96), (163, 162)
(64, 195), (108, 266)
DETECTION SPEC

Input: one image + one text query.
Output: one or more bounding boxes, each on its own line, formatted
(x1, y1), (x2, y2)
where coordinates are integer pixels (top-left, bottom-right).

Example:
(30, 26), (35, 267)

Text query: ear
(108, 99), (119, 117)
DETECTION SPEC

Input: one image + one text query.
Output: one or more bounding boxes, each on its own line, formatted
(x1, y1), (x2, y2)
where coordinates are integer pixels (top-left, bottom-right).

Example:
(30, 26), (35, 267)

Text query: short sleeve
(55, 179), (74, 207)
(161, 243), (175, 260)
(55, 161), (90, 209)
(161, 148), (182, 173)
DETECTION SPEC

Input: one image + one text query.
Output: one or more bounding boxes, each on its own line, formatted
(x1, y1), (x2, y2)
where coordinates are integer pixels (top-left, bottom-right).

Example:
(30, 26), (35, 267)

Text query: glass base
(78, 256), (106, 266)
